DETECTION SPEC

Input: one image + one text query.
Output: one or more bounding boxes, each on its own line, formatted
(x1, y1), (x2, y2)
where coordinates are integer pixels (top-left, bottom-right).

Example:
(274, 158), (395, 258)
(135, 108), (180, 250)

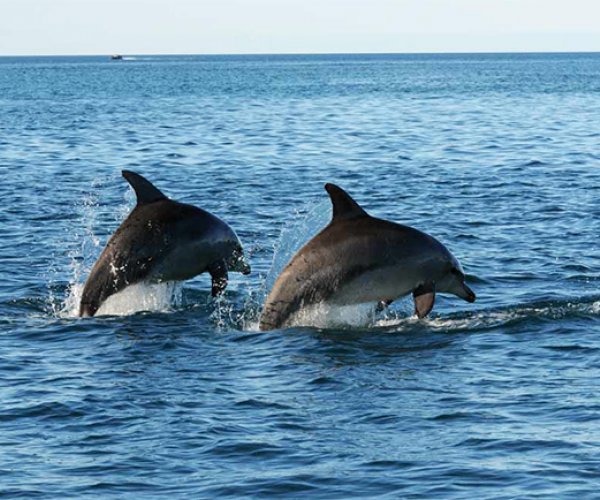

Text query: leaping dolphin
(259, 183), (475, 330)
(79, 171), (250, 317)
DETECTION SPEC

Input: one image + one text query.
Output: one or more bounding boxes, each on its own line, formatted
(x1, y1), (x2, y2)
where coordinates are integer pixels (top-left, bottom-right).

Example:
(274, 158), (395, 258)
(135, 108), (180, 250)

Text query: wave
(240, 295), (600, 334)
(12, 283), (600, 337)
(374, 296), (600, 334)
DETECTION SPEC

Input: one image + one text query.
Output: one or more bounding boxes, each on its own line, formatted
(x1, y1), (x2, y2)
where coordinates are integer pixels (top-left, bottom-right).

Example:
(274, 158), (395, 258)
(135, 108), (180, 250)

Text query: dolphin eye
(451, 267), (464, 278)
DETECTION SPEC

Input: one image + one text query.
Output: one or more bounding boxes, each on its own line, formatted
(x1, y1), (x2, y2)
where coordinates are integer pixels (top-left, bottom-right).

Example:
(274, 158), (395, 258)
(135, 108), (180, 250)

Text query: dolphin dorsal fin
(122, 170), (168, 205)
(324, 183), (368, 221)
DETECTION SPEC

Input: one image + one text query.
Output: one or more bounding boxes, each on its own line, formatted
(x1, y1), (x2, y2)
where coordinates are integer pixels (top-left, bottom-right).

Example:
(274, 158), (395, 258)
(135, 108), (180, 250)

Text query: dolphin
(79, 171), (250, 317)
(259, 183), (475, 330)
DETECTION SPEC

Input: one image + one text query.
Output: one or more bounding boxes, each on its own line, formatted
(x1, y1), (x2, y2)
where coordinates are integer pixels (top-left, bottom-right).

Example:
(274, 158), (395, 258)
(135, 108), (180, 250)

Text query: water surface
(1, 53), (599, 498)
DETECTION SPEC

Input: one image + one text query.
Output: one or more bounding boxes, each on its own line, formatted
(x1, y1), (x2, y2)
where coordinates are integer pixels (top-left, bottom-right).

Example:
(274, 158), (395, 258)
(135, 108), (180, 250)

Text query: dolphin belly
(260, 263), (410, 330)
(150, 240), (215, 282)
(329, 266), (418, 306)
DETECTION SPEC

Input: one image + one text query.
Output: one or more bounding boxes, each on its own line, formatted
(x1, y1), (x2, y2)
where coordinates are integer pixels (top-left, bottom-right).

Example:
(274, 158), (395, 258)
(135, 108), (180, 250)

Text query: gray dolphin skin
(79, 171), (250, 317)
(259, 183), (475, 331)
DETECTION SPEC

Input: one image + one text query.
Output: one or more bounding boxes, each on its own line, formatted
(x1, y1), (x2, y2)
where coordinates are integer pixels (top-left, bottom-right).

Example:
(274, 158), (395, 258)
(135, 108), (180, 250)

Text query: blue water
(1, 53), (599, 498)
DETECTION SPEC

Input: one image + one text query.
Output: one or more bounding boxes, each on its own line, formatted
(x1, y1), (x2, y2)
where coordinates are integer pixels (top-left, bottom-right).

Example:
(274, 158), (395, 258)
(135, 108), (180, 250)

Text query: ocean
(0, 53), (599, 498)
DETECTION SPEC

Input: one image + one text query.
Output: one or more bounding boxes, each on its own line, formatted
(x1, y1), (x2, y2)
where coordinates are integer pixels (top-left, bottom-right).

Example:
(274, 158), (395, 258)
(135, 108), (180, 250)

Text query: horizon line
(2, 49), (600, 58)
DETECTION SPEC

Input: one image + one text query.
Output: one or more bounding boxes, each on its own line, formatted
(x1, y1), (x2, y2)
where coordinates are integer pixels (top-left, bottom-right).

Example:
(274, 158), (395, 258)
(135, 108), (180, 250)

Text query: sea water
(0, 53), (599, 497)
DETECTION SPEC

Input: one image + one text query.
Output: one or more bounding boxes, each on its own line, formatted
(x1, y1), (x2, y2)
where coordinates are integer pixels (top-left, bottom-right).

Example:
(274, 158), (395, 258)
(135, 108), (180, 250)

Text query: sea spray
(53, 176), (141, 318)
(261, 199), (331, 298)
(95, 281), (183, 317)
(242, 199), (332, 330)
(287, 302), (381, 329)
(49, 187), (104, 317)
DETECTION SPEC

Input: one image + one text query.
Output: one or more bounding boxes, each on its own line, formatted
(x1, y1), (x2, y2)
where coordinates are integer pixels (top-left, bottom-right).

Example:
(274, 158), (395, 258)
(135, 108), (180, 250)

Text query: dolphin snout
(227, 246), (251, 275)
(452, 280), (476, 303)
(462, 283), (476, 303)
(237, 255), (251, 275)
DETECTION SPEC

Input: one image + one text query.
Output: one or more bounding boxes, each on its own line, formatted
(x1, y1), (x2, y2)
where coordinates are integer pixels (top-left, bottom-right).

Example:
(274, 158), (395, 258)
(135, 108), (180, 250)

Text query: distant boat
(111, 54), (123, 61)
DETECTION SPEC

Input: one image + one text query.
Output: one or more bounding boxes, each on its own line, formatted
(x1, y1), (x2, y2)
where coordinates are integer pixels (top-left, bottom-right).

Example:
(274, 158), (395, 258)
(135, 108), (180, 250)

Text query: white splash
(287, 302), (380, 329)
(59, 281), (85, 318)
(95, 281), (182, 317)
(243, 304), (378, 332)
(372, 307), (520, 332)
(49, 189), (104, 318)
(60, 280), (182, 318)
(262, 199), (330, 299)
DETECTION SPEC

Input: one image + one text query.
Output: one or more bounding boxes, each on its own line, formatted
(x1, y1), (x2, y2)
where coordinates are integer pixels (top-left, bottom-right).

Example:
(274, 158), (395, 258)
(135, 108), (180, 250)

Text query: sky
(1, 0), (599, 56)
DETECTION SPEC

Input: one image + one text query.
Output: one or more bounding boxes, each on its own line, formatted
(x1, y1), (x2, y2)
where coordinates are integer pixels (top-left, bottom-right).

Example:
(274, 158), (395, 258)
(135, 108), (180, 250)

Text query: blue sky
(1, 0), (599, 55)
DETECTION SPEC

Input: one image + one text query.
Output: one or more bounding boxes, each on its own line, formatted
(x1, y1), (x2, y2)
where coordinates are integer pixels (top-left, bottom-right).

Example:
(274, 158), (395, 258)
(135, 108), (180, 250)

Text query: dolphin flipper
(208, 260), (228, 297)
(413, 283), (435, 319)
